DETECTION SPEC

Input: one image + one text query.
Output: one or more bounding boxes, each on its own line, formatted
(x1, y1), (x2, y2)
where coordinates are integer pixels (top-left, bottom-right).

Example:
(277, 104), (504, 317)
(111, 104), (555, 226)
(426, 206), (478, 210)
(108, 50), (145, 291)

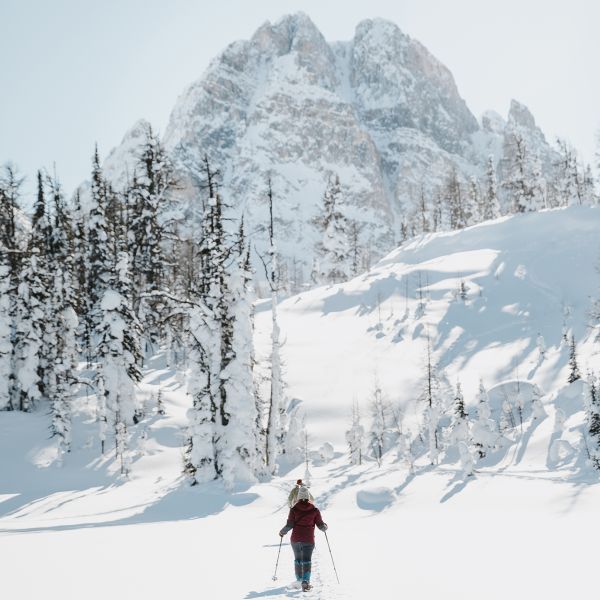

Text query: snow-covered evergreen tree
(536, 333), (546, 360)
(346, 401), (364, 465)
(31, 171), (55, 402)
(586, 373), (600, 469)
(421, 336), (442, 464)
(447, 382), (474, 475)
(499, 391), (516, 432)
(347, 220), (364, 278)
(46, 173), (78, 454)
(554, 139), (582, 207)
(313, 174), (350, 284)
(184, 301), (218, 483)
(95, 252), (143, 460)
(72, 189), (89, 356)
(369, 384), (390, 466)
(156, 387), (166, 416)
(185, 159), (226, 483)
(504, 133), (543, 213)
(531, 384), (547, 420)
(467, 177), (482, 224)
(185, 158), (267, 484)
(445, 168), (470, 229)
(417, 185), (431, 234)
(582, 165), (597, 205)
(530, 153), (547, 210)
(0, 262), (11, 411)
(83, 147), (113, 361)
(15, 254), (44, 411)
(264, 180), (288, 474)
(14, 172), (50, 411)
(218, 225), (262, 486)
(0, 165), (24, 411)
(471, 379), (497, 458)
(482, 156), (501, 221)
(568, 334), (581, 383)
(115, 415), (130, 476)
(129, 127), (177, 349)
(448, 382), (468, 439)
(431, 189), (444, 231)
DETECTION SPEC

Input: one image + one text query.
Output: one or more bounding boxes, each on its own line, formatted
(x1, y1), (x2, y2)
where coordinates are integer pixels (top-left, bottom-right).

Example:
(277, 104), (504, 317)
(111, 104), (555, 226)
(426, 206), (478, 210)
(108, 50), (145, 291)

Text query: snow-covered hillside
(257, 206), (600, 445)
(2, 207), (600, 600)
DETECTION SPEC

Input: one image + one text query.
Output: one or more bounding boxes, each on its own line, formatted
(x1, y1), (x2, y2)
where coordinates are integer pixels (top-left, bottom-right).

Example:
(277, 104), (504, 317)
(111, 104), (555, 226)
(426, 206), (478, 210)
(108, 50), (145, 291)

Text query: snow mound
(356, 487), (395, 511)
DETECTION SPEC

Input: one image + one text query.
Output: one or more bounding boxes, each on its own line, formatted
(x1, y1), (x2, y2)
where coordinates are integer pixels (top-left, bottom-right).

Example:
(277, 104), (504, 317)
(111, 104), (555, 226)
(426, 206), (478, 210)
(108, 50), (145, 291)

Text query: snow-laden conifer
(482, 156), (501, 221)
(129, 127), (177, 349)
(346, 401), (364, 465)
(568, 334), (581, 384)
(184, 302), (218, 483)
(95, 252), (143, 461)
(504, 133), (543, 213)
(46, 174), (78, 454)
(184, 157), (263, 484)
(445, 168), (470, 229)
(586, 373), (600, 469)
(447, 382), (474, 475)
(0, 165), (23, 411)
(218, 228), (262, 487)
(471, 379), (497, 458)
(313, 174), (350, 284)
(421, 336), (442, 464)
(369, 384), (391, 466)
(84, 148), (113, 360)
(14, 173), (50, 411)
(264, 180), (288, 474)
(531, 384), (547, 420)
(0, 263), (11, 410)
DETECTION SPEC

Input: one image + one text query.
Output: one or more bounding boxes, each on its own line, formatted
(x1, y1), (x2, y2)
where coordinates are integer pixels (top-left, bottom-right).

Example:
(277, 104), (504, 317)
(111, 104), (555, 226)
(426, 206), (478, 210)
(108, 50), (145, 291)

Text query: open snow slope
(2, 207), (600, 600)
(256, 206), (600, 445)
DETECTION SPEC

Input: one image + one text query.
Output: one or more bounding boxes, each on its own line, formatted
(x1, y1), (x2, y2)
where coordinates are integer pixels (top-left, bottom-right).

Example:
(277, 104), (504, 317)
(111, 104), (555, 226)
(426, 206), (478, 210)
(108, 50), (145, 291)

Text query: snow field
(2, 207), (600, 599)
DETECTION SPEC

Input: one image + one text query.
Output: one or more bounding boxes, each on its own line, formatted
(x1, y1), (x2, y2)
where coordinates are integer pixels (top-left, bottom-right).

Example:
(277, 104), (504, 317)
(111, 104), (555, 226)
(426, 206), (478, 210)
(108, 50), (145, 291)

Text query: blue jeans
(291, 542), (314, 582)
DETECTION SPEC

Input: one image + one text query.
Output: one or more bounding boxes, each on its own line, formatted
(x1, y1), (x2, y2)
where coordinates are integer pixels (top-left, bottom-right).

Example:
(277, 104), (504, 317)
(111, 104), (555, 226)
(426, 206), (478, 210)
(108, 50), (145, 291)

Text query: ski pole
(272, 537), (283, 581)
(324, 530), (340, 584)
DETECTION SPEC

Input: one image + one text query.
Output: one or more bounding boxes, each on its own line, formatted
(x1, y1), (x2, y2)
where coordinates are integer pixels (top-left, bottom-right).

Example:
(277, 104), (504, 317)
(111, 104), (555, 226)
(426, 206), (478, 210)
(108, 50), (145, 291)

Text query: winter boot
(301, 581), (312, 592)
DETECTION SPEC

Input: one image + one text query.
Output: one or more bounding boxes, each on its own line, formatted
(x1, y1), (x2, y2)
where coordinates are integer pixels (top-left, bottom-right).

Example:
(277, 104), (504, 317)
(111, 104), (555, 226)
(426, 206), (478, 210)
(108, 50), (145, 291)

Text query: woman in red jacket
(279, 485), (328, 592)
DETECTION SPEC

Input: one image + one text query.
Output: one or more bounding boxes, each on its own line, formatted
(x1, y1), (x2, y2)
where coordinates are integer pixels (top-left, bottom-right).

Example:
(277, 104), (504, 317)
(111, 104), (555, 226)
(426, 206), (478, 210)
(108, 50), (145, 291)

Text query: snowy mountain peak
(353, 17), (408, 45)
(251, 12), (337, 89)
(252, 12), (325, 51)
(108, 14), (564, 286)
(350, 16), (478, 155)
(508, 99), (543, 137)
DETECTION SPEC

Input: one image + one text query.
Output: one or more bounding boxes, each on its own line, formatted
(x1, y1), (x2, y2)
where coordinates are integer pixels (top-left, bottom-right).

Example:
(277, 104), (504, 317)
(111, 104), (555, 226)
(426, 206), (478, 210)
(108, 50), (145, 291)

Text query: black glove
(279, 529), (286, 537)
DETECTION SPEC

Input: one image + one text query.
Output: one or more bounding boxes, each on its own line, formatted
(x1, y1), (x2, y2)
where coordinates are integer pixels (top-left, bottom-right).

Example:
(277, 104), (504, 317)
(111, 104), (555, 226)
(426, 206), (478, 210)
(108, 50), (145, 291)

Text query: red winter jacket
(281, 500), (327, 544)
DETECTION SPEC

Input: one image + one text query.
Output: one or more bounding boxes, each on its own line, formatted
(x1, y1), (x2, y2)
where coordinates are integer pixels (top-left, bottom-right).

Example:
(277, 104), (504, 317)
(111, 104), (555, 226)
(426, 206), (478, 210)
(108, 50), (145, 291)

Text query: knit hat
(297, 485), (310, 501)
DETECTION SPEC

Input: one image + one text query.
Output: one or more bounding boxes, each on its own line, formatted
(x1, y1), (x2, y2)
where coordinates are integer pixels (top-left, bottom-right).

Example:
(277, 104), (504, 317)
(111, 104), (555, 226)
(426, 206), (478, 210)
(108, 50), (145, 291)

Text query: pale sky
(1, 0), (598, 201)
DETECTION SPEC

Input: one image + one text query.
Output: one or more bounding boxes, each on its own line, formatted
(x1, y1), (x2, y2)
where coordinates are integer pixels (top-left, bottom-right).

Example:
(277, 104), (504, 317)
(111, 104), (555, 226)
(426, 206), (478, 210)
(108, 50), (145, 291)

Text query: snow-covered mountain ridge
(103, 13), (561, 282)
(3, 207), (600, 600)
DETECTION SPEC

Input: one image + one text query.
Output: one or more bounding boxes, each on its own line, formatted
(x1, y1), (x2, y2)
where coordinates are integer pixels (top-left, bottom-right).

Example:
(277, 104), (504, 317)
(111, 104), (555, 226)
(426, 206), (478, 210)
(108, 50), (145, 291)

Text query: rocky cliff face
(106, 13), (558, 282)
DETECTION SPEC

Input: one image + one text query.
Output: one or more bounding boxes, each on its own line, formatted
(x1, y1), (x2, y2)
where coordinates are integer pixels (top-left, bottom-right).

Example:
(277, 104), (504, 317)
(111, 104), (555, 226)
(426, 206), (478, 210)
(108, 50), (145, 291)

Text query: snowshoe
(301, 581), (312, 592)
